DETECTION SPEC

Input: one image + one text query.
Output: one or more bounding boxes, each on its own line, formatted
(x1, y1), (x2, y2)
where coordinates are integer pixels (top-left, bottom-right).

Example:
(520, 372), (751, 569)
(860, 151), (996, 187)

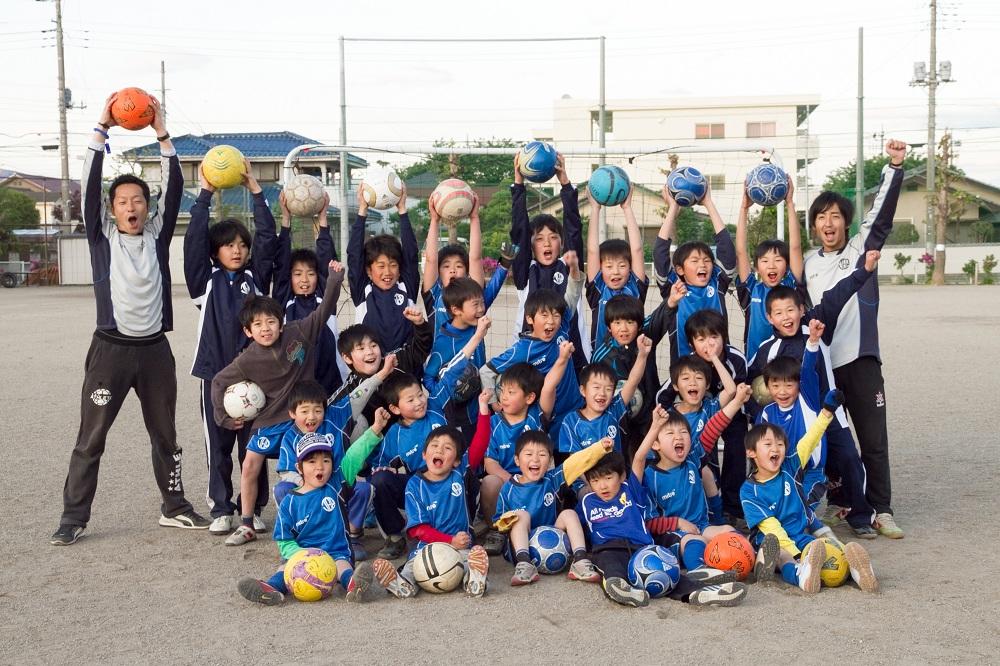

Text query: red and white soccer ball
(223, 380), (266, 420)
(360, 168), (403, 210)
(284, 174), (327, 217)
(429, 178), (476, 222)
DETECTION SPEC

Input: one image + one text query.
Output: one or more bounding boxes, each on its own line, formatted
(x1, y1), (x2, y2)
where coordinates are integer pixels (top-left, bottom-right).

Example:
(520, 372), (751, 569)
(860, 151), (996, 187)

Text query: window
(746, 121), (776, 138)
(707, 174), (726, 191)
(695, 123), (725, 139)
(590, 110), (614, 141)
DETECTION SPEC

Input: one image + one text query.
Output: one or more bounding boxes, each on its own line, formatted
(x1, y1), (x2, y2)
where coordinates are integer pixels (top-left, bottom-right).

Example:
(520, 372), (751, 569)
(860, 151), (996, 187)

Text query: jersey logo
(255, 437), (270, 451)
(498, 443), (511, 450)
(553, 271), (565, 285)
(875, 391), (885, 408)
(286, 340), (305, 365)
(450, 482), (463, 497)
(687, 470), (696, 485)
(394, 293), (405, 306)
(696, 418), (704, 432)
(321, 496), (336, 512)
(619, 492), (629, 506)
(838, 257), (851, 270)
(90, 388), (111, 406)
(783, 481), (791, 497)
(543, 492), (555, 506)
(706, 286), (715, 298)
(556, 335), (567, 345)
(607, 425), (618, 439)
(240, 281), (251, 295)
(426, 501), (438, 511)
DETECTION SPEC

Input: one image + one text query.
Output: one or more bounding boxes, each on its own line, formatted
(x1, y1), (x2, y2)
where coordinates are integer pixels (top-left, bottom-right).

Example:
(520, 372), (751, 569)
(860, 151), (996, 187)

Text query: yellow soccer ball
(202, 145), (246, 190)
(816, 537), (850, 587)
(283, 548), (338, 602)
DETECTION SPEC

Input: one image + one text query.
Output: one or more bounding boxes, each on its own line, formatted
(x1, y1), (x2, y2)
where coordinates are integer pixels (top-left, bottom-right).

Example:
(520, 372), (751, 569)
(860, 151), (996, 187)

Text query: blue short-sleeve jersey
(668, 267), (726, 358)
(247, 421), (295, 458)
(273, 482), (352, 562)
(578, 472), (653, 547)
(404, 468), (471, 551)
(740, 451), (815, 541)
(737, 270), (798, 354)
(486, 405), (543, 475)
(679, 396), (720, 453)
(277, 398), (352, 474)
(557, 395), (629, 454)
(642, 459), (710, 530)
(493, 465), (567, 529)
(371, 409), (448, 473)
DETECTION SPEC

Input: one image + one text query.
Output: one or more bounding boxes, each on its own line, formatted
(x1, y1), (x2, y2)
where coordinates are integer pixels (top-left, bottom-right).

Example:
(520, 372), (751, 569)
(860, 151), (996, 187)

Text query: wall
(58, 235), (186, 286)
(876, 243), (1000, 279)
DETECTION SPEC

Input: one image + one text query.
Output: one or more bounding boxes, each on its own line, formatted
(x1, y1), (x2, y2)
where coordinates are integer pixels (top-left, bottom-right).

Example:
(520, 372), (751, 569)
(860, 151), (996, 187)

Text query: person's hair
(438, 245), (469, 272)
(744, 423), (788, 452)
(338, 324), (379, 357)
(672, 241), (715, 269)
(423, 425), (464, 453)
(209, 219), (253, 259)
(762, 356), (801, 384)
(364, 234), (403, 267)
(578, 362), (616, 388)
(108, 174), (150, 204)
(442, 277), (484, 316)
(238, 296), (284, 331)
(808, 191), (854, 232)
(669, 354), (712, 386)
(289, 248), (319, 274)
(380, 371), (421, 407)
(753, 239), (790, 266)
(524, 288), (566, 319)
(584, 451), (628, 481)
(650, 409), (691, 461)
(288, 380), (327, 411)
(498, 363), (544, 398)
(604, 295), (644, 328)
(684, 309), (729, 346)
(514, 429), (553, 456)
(598, 239), (631, 265)
(764, 285), (805, 312)
(529, 214), (563, 242)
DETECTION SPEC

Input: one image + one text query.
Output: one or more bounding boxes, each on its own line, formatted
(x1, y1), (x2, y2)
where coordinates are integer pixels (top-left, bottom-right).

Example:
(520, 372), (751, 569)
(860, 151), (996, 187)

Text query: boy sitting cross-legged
(741, 390), (879, 594)
(494, 431), (613, 586)
(372, 399), (493, 599)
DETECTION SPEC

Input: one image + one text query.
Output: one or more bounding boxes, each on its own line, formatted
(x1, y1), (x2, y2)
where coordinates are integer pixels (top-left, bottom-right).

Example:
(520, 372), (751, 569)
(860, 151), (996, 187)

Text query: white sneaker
(209, 514), (234, 535)
(797, 541), (825, 594)
(225, 525), (257, 546)
(875, 512), (904, 539)
(253, 515), (267, 532)
(843, 542), (879, 593)
(688, 582), (748, 607)
(464, 546), (490, 598)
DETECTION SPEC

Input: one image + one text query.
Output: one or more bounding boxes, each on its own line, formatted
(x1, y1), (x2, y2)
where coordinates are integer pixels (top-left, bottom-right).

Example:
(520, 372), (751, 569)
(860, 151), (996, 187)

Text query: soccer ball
(360, 167), (403, 210)
(110, 87), (155, 131)
(283, 174), (326, 217)
(202, 145), (246, 190)
(284, 548), (338, 602)
(817, 538), (850, 587)
(705, 532), (756, 581)
(223, 380), (266, 420)
(615, 379), (643, 418)
(412, 542), (465, 593)
(516, 141), (558, 183)
(745, 162), (789, 207)
(528, 526), (571, 574)
(588, 165), (631, 206)
(430, 179), (476, 222)
(751, 376), (773, 407)
(627, 545), (680, 597)
(666, 166), (707, 207)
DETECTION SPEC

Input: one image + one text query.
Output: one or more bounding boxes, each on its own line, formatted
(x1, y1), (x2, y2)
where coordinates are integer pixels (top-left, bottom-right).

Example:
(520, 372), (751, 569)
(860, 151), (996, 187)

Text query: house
(0, 170), (80, 231)
(863, 165), (1000, 244)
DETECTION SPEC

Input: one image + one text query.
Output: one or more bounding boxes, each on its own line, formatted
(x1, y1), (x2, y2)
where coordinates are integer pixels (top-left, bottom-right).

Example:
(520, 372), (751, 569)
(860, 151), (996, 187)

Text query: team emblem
(240, 281), (251, 295)
(286, 340), (305, 365)
(838, 257), (851, 270)
(543, 492), (555, 506)
(607, 425), (618, 439)
(90, 388), (111, 406)
(687, 470), (696, 484)
(394, 293), (405, 306)
(875, 391), (885, 407)
(255, 437), (270, 450)
(783, 481), (791, 497)
(321, 496), (336, 512)
(553, 271), (565, 285)
(706, 286), (715, 298)
(450, 482), (463, 497)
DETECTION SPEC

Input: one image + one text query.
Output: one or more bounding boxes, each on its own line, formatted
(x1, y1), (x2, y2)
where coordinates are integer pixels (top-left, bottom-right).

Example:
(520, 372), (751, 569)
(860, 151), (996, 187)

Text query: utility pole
(932, 132), (952, 284)
(160, 60), (166, 115)
(54, 0), (70, 228)
(598, 35), (607, 242)
(338, 35), (349, 257)
(855, 27), (864, 234)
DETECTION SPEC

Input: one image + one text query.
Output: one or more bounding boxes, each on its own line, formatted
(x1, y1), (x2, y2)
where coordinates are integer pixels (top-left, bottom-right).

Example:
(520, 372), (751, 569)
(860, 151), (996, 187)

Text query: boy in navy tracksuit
(273, 189), (345, 396)
(185, 157), (279, 534)
(348, 182), (419, 356)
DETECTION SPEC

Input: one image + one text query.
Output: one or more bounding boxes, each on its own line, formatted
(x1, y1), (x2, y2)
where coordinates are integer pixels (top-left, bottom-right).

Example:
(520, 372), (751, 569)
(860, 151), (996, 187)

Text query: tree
(399, 138), (518, 185)
(822, 153), (928, 200)
(52, 189), (82, 224)
(0, 188), (40, 254)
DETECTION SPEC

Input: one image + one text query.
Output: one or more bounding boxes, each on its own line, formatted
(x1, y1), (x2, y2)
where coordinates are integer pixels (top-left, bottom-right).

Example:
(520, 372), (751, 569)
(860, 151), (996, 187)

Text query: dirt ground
(1, 284), (998, 665)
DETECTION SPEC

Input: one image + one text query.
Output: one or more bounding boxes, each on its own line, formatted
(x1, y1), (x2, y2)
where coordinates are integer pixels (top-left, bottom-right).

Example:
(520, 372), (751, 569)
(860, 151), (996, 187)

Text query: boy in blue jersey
(735, 175), (807, 354)
(481, 251), (585, 424)
(584, 187), (648, 349)
(579, 453), (748, 608)
(368, 321), (489, 561)
(373, 407), (493, 599)
(422, 192), (508, 337)
(186, 158), (280, 535)
(633, 395), (752, 583)
(236, 432), (381, 605)
(653, 183), (736, 362)
(741, 390), (878, 594)
(349, 183), (419, 355)
(272, 189), (346, 396)
(494, 431), (613, 586)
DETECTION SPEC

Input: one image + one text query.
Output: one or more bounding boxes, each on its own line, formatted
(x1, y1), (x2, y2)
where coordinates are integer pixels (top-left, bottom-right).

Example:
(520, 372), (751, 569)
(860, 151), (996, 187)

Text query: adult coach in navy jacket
(802, 139), (906, 539)
(51, 93), (208, 546)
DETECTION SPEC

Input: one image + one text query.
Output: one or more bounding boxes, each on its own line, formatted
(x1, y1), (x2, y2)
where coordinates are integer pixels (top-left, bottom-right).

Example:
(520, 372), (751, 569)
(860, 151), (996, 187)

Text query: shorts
(247, 422), (294, 458)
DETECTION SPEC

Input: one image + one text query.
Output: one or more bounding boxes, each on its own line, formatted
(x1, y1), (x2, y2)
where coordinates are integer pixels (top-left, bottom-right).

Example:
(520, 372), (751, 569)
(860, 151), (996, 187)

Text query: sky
(2, 0), (999, 190)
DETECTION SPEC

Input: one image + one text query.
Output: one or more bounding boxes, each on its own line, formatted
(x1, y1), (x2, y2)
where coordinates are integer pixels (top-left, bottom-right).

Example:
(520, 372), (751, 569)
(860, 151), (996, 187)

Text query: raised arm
(422, 194), (441, 292)
(703, 184), (736, 275)
(795, 390), (842, 469)
(861, 140), (906, 252)
(148, 97), (180, 241)
(710, 352), (737, 407)
(632, 405), (668, 480)
(510, 156), (531, 289)
(784, 175), (804, 283)
(271, 195), (293, 306)
(466, 404), (492, 470)
(585, 187), (602, 283)
(621, 188), (646, 282)
(83, 94), (115, 246)
(735, 187), (753, 283)
(299, 261), (345, 342)
(800, 320), (823, 412)
(347, 189), (368, 305)
(540, 341), (574, 418)
(563, 437), (614, 486)
(247, 160), (278, 294)
(654, 188), (680, 289)
(339, 408), (390, 485)
(617, 334), (651, 406)
(397, 183), (419, 301)
(183, 164), (216, 302)
(468, 194), (484, 285)
(558, 154), (583, 257)
(562, 250), (584, 316)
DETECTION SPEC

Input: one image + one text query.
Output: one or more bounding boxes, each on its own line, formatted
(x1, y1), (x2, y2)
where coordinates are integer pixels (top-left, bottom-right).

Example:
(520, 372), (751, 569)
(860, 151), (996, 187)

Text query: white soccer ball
(528, 526), (571, 574)
(223, 380), (266, 420)
(284, 174), (327, 217)
(360, 168), (403, 210)
(429, 178), (476, 222)
(616, 380), (644, 418)
(411, 542), (465, 593)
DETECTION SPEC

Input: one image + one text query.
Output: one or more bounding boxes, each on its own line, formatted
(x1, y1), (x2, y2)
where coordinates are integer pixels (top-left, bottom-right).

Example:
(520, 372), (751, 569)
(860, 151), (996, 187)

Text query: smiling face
(526, 308), (562, 341)
(498, 381), (535, 419)
(755, 249), (788, 288)
(766, 377), (800, 409)
(676, 249), (714, 287)
(342, 336), (382, 376)
(422, 433), (460, 481)
(601, 255), (631, 290)
(766, 297), (805, 338)
(653, 421), (692, 467)
(748, 428), (787, 479)
(609, 318), (640, 346)
(289, 401), (325, 434)
(367, 254), (400, 291)
(217, 237), (249, 272)
(812, 202), (848, 252)
(111, 183), (148, 235)
(291, 261), (318, 296)
(439, 255), (467, 288)
(532, 227), (562, 266)
(515, 441), (552, 483)
(297, 451), (333, 490)
(389, 383), (428, 423)
(690, 331), (724, 362)
(451, 296), (485, 328)
(674, 368), (708, 407)
(244, 313), (282, 347)
(580, 372), (615, 416)
(588, 470), (625, 501)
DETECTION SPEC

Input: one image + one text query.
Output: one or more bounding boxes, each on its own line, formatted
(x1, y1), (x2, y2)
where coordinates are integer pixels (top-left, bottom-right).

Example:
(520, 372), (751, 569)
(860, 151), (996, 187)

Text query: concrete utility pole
(927, 0), (938, 266)
(160, 60), (166, 115)
(932, 132), (952, 285)
(54, 0), (70, 225)
(338, 35), (349, 257)
(598, 35), (607, 242)
(855, 27), (864, 232)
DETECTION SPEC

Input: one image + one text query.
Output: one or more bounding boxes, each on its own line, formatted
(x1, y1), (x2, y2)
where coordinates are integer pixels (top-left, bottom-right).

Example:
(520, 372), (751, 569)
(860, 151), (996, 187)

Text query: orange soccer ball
(704, 532), (756, 581)
(111, 87), (155, 131)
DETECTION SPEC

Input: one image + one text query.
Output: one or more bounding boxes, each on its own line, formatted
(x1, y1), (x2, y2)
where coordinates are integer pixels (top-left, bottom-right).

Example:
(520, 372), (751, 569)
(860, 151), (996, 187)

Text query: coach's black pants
(834, 356), (892, 515)
(200, 380), (266, 519)
(61, 332), (193, 527)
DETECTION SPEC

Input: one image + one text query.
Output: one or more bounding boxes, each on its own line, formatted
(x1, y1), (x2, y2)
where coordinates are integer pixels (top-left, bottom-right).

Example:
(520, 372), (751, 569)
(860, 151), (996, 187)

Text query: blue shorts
(247, 422), (294, 458)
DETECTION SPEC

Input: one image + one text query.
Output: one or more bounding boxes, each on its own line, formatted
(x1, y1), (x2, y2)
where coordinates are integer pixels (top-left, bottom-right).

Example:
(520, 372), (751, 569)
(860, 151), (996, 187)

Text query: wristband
(93, 127), (109, 139)
(157, 132), (170, 142)
(97, 121), (110, 130)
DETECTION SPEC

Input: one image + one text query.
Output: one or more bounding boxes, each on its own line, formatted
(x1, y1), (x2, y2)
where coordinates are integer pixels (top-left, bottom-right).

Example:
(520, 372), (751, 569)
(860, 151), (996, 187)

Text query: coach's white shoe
(209, 514), (234, 535)
(253, 515), (267, 532)
(875, 513), (904, 539)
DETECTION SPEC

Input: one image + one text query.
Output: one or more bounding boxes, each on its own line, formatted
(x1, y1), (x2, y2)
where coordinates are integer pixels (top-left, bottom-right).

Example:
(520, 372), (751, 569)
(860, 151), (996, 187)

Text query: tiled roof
(123, 131), (368, 167)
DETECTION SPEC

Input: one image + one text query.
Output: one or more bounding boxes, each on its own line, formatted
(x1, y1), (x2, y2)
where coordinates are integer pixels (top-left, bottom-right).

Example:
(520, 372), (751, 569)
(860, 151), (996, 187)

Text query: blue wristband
(93, 127), (109, 139)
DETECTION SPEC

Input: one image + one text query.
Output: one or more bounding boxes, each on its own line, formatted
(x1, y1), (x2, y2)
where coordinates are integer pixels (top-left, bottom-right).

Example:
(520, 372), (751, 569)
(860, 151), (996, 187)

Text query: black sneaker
(237, 577), (284, 606)
(50, 524), (85, 546)
(158, 510), (211, 529)
(601, 577), (649, 608)
(376, 535), (407, 560)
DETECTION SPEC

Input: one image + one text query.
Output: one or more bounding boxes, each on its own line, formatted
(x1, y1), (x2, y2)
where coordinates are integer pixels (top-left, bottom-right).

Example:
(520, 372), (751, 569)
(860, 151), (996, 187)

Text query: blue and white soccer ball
(627, 545), (680, 598)
(666, 166), (707, 207)
(745, 163), (789, 207)
(516, 141), (558, 183)
(588, 165), (631, 206)
(528, 526), (571, 574)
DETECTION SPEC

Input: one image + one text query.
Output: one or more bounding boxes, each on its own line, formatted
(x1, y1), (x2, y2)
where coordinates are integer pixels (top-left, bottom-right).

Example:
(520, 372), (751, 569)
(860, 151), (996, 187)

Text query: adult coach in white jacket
(802, 139), (906, 539)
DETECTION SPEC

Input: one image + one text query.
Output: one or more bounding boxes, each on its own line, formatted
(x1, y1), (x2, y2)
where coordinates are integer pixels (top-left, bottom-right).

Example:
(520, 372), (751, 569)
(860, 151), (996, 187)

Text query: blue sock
(266, 569), (289, 594)
(339, 568), (353, 590)
(707, 494), (724, 525)
(781, 562), (798, 586)
(682, 540), (707, 570)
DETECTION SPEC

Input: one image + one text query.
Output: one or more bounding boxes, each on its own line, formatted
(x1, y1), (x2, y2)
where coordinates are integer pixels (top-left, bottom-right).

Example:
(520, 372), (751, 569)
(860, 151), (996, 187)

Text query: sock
(572, 548), (588, 563)
(781, 562), (798, 586)
(515, 549), (531, 564)
(682, 540), (707, 570)
(241, 515), (254, 529)
(339, 568), (353, 590)
(707, 494), (724, 526)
